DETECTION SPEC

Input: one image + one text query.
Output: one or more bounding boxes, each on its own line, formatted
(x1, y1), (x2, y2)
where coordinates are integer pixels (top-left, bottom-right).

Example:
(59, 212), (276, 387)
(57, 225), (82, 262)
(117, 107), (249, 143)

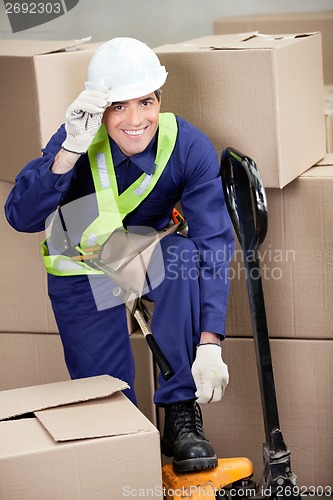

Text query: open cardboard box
(0, 375), (162, 499)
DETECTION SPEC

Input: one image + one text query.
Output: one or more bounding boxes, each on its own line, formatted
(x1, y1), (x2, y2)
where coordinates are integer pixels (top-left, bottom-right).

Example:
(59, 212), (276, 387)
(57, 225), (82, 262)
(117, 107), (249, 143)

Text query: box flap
(0, 37), (92, 57)
(35, 391), (156, 442)
(0, 375), (129, 420)
(314, 154), (333, 167)
(298, 157), (333, 178)
(155, 32), (319, 53)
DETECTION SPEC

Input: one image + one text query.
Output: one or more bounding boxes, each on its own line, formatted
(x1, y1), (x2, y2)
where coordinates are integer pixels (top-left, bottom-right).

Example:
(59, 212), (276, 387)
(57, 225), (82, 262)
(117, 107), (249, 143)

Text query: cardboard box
(324, 85), (333, 152)
(0, 39), (102, 183)
(226, 160), (333, 340)
(0, 376), (162, 499)
(0, 181), (58, 333)
(155, 32), (325, 188)
(159, 338), (333, 488)
(213, 11), (333, 84)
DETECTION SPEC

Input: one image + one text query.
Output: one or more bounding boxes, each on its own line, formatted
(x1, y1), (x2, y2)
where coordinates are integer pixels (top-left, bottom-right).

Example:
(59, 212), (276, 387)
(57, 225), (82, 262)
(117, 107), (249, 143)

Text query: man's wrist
(199, 331), (221, 345)
(51, 148), (81, 174)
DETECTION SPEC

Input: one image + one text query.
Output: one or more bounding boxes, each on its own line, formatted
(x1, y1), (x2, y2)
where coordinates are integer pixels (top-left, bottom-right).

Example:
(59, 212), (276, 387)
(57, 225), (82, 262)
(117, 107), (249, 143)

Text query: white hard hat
(85, 37), (168, 103)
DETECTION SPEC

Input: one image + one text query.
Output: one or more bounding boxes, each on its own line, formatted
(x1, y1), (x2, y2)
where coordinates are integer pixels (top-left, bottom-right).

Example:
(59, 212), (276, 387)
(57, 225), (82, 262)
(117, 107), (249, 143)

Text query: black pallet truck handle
(220, 147), (299, 498)
(221, 147), (268, 252)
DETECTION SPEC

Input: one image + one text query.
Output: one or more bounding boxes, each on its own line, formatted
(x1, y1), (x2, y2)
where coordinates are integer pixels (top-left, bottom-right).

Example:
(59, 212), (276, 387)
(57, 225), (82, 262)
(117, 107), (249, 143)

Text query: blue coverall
(5, 116), (235, 406)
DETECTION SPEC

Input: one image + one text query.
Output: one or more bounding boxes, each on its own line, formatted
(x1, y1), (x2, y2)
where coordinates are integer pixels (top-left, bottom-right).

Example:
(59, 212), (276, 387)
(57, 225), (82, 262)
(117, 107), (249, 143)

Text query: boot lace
(171, 402), (206, 440)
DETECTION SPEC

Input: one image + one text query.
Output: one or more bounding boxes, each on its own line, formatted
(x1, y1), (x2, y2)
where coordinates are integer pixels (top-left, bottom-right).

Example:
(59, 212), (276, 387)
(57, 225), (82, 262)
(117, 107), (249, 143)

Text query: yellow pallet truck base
(162, 457), (253, 499)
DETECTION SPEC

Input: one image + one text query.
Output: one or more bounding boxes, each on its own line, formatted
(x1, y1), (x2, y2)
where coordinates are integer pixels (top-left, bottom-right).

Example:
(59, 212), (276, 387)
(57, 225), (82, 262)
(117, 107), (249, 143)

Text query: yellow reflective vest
(41, 113), (178, 276)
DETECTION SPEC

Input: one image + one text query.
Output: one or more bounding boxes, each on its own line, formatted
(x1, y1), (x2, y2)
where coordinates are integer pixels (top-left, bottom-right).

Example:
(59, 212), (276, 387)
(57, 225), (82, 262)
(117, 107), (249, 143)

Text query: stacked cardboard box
(155, 32), (325, 188)
(213, 11), (333, 84)
(154, 33), (332, 488)
(0, 39), (161, 495)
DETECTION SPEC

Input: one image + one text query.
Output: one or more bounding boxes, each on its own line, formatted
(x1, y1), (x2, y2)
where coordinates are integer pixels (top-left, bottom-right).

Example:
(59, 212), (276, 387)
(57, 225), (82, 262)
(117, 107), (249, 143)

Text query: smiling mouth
(123, 127), (147, 137)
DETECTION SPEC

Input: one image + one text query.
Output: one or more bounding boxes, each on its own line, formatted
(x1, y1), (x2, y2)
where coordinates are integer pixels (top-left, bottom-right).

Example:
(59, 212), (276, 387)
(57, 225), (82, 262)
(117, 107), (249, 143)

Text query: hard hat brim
(85, 71), (167, 104)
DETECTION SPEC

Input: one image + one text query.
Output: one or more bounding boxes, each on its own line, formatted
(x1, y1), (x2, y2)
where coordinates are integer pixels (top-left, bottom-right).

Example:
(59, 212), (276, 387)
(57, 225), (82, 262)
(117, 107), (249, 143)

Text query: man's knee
(162, 235), (199, 267)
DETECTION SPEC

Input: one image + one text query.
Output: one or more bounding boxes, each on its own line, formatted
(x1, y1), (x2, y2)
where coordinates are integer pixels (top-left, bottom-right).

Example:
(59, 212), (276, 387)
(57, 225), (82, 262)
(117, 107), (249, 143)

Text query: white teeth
(124, 129), (145, 136)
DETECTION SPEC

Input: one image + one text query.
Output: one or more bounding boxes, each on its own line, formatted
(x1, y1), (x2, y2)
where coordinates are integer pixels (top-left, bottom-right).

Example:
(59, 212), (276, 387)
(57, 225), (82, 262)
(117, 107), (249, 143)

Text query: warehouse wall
(0, 0), (332, 46)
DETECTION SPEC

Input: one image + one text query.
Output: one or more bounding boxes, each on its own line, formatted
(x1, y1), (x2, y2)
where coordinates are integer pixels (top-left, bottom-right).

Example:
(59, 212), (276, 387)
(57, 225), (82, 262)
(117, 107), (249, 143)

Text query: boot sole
(173, 455), (218, 473)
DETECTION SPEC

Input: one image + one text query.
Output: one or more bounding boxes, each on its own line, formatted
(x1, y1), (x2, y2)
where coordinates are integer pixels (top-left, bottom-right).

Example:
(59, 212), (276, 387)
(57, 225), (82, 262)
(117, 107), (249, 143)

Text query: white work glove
(191, 344), (229, 404)
(62, 88), (109, 154)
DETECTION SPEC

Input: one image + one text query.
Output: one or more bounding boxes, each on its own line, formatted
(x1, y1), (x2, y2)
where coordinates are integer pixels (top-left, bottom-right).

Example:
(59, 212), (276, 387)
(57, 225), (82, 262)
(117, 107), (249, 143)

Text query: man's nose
(127, 107), (142, 127)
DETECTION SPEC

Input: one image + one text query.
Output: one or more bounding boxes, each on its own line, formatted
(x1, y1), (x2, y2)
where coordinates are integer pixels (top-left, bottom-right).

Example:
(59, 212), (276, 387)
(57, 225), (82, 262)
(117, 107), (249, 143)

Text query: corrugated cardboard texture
(0, 40), (102, 183)
(226, 165), (333, 339)
(158, 337), (333, 488)
(213, 11), (333, 84)
(155, 33), (325, 188)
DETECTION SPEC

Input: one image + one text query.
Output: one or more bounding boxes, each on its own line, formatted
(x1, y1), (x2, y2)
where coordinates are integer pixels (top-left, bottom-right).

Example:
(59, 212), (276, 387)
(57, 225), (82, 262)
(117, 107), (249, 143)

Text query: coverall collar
(109, 131), (158, 175)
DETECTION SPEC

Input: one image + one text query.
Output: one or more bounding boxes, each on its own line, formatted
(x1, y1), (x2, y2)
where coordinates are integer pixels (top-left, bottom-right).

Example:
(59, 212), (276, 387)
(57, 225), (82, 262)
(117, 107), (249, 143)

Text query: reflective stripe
(134, 169), (155, 196)
(86, 232), (98, 247)
(96, 152), (110, 189)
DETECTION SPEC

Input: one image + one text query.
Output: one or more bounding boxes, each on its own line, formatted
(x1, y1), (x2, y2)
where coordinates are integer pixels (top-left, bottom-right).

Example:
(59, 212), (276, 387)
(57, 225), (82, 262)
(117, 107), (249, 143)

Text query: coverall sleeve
(180, 133), (235, 337)
(4, 125), (75, 233)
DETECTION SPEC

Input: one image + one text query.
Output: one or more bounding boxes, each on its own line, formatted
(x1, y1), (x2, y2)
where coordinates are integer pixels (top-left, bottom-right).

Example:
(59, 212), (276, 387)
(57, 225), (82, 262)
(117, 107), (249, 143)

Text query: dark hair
(154, 89), (162, 101)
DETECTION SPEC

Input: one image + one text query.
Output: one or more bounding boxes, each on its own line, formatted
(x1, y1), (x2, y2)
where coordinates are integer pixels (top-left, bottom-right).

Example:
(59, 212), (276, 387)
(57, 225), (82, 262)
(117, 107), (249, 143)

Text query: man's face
(102, 92), (161, 157)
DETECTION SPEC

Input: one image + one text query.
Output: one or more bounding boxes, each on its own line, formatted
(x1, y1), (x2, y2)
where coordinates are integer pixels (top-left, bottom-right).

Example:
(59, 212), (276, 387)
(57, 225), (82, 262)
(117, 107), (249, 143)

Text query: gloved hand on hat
(62, 87), (109, 155)
(191, 343), (229, 404)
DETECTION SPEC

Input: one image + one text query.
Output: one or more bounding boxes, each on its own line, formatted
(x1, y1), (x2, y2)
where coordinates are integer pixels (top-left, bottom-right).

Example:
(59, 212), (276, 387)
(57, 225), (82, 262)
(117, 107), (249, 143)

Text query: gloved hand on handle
(62, 87), (109, 155)
(191, 343), (229, 404)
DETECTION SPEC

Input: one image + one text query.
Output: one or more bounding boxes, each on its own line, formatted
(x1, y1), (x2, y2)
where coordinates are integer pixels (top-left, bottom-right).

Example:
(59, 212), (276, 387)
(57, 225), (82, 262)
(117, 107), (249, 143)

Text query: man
(5, 37), (235, 473)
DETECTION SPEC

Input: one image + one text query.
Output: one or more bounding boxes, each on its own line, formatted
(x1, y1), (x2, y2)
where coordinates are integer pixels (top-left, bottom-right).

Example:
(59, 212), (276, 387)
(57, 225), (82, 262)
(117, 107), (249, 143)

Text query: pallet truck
(162, 148), (300, 499)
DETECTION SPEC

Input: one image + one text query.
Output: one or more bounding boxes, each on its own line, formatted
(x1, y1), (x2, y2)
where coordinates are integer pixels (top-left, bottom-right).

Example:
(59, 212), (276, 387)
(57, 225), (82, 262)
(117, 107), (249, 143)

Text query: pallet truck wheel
(230, 479), (257, 499)
(216, 490), (229, 500)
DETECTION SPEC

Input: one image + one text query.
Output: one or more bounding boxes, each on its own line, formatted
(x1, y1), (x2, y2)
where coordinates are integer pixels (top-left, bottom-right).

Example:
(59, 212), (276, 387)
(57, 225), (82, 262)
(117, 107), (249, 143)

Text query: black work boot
(161, 400), (218, 473)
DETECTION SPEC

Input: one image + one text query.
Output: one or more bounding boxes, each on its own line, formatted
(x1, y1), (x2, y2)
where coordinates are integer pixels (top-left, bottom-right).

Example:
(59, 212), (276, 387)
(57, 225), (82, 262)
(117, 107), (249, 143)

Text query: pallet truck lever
(220, 147), (300, 499)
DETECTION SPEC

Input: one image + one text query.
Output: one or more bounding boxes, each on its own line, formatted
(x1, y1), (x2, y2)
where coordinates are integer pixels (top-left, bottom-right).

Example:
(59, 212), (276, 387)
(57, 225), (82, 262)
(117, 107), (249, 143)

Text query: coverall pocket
(135, 196), (180, 223)
(47, 274), (91, 302)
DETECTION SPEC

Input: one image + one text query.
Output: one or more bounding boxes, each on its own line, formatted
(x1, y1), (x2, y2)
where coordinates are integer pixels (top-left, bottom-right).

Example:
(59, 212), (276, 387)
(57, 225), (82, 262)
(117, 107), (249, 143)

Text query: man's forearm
(51, 148), (81, 174)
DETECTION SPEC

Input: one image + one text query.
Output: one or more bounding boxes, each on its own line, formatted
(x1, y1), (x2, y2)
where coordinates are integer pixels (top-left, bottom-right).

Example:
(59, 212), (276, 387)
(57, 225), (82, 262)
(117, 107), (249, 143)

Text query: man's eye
(115, 105), (124, 111)
(142, 101), (150, 107)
